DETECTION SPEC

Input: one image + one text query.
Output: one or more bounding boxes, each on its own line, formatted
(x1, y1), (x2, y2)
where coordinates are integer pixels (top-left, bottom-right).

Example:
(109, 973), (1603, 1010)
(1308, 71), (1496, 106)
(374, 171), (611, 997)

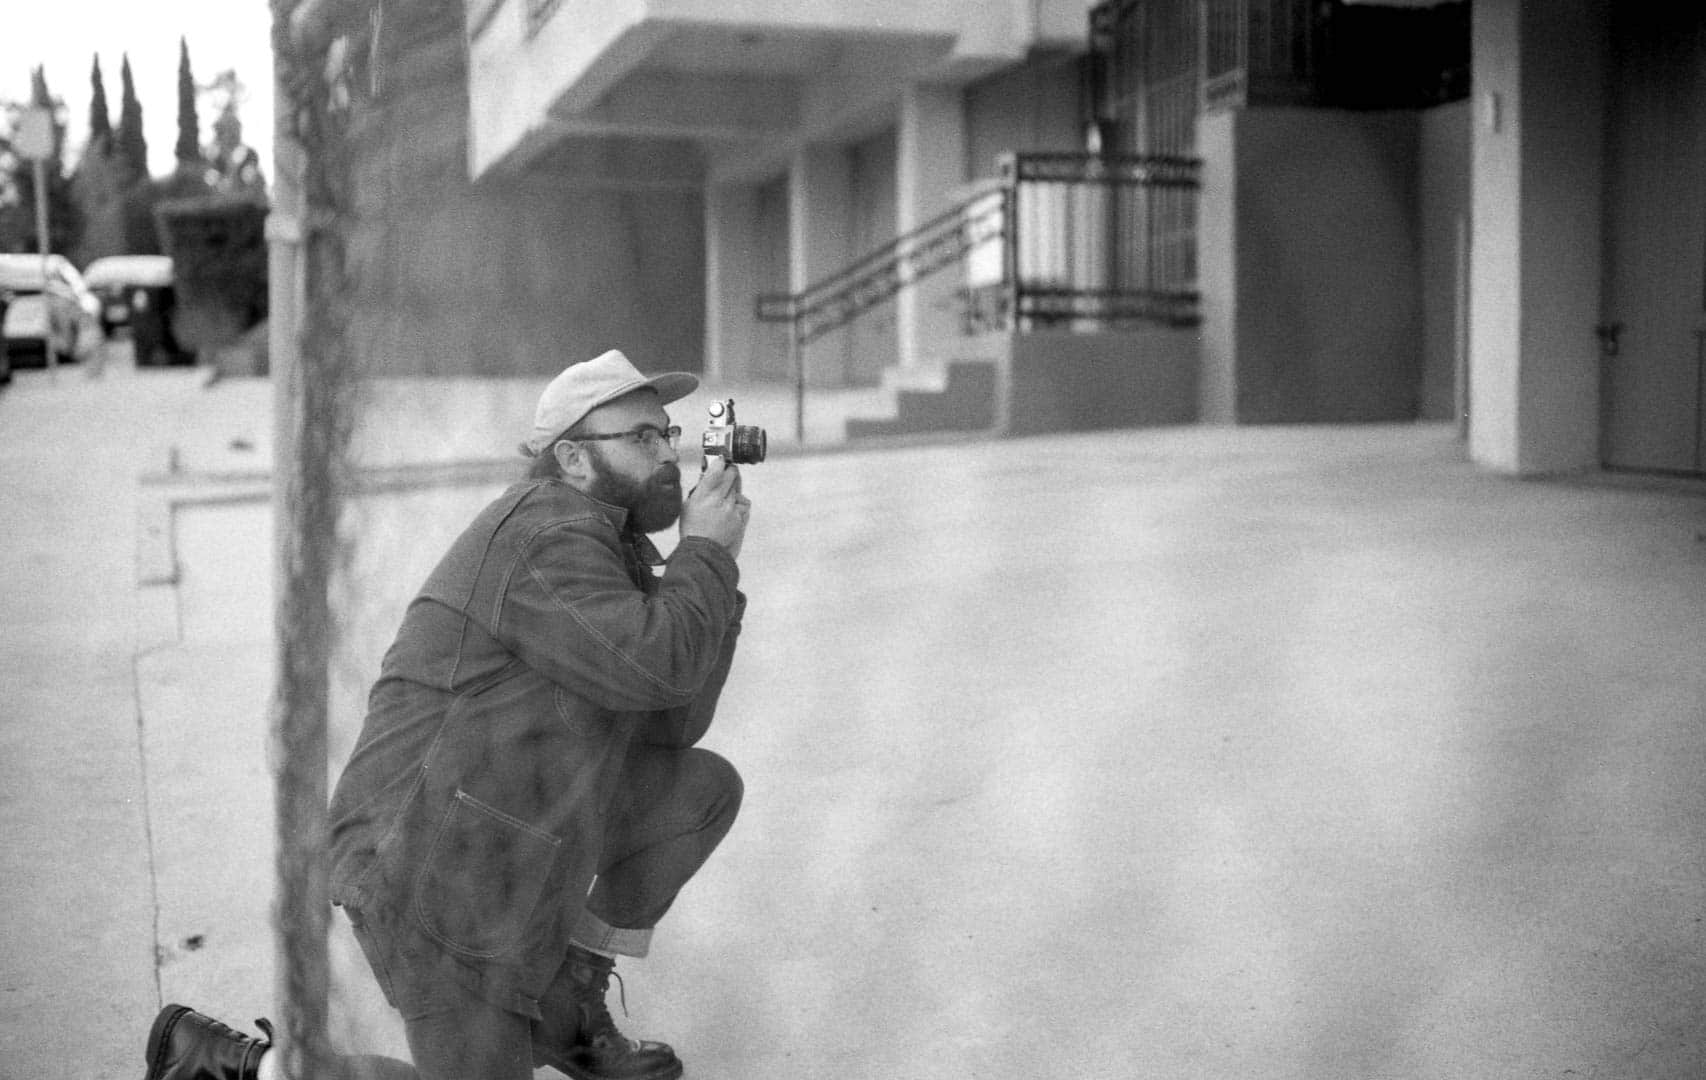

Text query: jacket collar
(532, 480), (664, 566)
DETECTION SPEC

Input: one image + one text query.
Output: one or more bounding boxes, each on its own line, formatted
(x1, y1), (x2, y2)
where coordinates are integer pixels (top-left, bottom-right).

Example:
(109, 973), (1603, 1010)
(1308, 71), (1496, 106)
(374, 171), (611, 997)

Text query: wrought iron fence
(996, 152), (1201, 332)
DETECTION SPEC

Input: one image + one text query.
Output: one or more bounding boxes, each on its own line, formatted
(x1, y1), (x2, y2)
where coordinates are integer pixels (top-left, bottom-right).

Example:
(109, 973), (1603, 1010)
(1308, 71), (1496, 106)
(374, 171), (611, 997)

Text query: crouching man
(145, 349), (752, 1080)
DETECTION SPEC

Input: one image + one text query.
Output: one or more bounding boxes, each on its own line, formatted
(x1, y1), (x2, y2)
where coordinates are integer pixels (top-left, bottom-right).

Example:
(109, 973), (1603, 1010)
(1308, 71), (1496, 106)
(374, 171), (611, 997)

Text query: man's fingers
(699, 458), (742, 498)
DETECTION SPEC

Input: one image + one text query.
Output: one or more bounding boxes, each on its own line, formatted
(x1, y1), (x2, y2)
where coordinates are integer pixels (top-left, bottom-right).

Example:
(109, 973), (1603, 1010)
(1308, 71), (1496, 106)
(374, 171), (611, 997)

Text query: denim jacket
(327, 479), (743, 1017)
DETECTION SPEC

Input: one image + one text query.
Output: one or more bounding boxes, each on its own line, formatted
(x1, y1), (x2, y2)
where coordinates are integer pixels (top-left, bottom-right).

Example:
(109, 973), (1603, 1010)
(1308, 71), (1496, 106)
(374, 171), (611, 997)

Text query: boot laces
(578, 963), (635, 1046)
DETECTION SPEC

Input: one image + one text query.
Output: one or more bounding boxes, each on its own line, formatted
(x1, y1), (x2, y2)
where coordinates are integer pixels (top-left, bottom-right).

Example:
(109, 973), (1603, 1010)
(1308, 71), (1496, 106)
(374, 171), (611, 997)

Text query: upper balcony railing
(1087, 0), (1471, 153)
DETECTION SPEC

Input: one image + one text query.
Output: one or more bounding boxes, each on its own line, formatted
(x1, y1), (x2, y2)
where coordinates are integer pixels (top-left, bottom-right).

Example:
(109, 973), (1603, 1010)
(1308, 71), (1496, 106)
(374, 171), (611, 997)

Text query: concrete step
(846, 360), (999, 439)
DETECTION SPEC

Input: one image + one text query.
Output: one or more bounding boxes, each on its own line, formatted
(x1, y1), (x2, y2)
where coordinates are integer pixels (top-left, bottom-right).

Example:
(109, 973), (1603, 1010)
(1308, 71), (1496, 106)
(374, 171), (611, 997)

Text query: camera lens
(732, 425), (767, 465)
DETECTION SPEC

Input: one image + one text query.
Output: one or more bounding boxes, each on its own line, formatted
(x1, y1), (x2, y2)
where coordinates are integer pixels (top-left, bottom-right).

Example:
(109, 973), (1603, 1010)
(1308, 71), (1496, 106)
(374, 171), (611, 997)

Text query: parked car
(0, 253), (102, 366)
(83, 254), (174, 335)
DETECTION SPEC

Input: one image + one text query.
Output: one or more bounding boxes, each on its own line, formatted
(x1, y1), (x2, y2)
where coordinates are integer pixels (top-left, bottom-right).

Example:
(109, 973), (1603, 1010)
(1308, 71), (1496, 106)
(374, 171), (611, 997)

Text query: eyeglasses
(568, 425), (682, 452)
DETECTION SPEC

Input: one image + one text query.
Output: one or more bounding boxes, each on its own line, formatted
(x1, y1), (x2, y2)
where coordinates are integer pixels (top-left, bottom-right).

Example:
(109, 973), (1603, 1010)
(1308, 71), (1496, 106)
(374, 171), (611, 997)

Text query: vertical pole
(34, 158), (54, 372)
(1693, 329), (1704, 474)
(269, 3), (352, 1075)
(996, 180), (1018, 436)
(792, 322), (805, 445)
(1454, 212), (1470, 441)
(1005, 165), (1022, 332)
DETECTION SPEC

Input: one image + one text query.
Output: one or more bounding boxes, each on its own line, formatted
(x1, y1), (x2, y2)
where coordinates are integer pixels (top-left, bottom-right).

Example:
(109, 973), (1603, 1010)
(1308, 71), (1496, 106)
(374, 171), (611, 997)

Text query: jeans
(351, 744), (742, 1080)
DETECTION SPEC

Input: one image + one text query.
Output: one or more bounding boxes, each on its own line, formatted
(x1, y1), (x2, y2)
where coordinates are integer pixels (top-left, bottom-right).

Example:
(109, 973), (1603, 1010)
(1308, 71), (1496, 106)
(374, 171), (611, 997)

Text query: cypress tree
(175, 37), (200, 167)
(117, 54), (148, 183)
(89, 55), (112, 151)
(72, 55), (126, 263)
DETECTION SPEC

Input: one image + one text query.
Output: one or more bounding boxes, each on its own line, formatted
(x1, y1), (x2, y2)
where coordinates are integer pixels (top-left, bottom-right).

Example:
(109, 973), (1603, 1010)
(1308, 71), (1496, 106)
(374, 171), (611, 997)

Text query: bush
(154, 194), (268, 356)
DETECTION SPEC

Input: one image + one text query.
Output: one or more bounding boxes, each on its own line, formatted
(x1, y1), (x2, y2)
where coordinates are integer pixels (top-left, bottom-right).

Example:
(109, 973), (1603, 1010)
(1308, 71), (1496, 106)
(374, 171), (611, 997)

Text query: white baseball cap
(524, 349), (699, 455)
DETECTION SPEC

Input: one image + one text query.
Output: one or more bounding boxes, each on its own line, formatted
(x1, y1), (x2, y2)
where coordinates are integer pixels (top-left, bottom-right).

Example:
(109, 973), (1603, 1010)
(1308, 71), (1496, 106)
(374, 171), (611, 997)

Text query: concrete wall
(1006, 327), (1200, 436)
(963, 52), (1086, 180)
(1200, 107), (1425, 424)
(1468, 0), (1607, 474)
(348, 15), (706, 381)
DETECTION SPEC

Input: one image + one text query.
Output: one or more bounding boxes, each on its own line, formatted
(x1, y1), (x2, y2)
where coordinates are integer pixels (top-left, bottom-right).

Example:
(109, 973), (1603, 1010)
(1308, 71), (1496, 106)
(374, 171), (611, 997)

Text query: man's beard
(586, 449), (683, 533)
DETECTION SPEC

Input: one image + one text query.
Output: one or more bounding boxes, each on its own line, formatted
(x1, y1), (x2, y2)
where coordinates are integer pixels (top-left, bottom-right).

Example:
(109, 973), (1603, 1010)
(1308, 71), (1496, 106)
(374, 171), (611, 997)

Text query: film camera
(701, 399), (767, 468)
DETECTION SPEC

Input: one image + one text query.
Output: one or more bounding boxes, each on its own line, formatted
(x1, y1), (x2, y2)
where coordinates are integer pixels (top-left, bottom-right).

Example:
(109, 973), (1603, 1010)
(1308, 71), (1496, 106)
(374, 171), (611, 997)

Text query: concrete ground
(1, 342), (1703, 1080)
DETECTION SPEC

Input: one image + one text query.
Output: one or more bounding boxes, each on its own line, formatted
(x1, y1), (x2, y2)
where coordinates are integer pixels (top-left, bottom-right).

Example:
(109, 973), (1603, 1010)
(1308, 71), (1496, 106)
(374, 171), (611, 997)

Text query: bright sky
(2, 1), (274, 178)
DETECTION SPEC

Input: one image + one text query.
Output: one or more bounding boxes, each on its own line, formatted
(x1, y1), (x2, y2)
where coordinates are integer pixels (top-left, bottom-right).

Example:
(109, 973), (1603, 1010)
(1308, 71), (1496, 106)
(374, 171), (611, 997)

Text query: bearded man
(144, 350), (752, 1080)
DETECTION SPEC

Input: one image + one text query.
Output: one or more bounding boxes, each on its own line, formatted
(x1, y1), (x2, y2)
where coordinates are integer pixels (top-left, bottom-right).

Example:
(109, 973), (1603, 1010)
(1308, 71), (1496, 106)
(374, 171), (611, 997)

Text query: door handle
(1595, 321), (1623, 357)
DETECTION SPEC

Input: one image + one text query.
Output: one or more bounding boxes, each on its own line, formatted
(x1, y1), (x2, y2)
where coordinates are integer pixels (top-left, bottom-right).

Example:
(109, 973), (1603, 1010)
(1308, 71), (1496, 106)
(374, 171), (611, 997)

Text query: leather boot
(145, 1005), (274, 1080)
(532, 948), (683, 1080)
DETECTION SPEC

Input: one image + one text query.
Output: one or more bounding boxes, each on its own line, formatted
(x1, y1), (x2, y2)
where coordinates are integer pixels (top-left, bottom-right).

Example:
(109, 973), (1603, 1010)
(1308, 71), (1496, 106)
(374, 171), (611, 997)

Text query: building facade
(271, 0), (1706, 478)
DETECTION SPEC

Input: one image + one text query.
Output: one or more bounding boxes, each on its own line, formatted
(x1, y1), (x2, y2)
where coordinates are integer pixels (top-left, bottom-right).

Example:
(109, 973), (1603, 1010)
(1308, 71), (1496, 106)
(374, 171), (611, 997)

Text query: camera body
(701, 399), (768, 467)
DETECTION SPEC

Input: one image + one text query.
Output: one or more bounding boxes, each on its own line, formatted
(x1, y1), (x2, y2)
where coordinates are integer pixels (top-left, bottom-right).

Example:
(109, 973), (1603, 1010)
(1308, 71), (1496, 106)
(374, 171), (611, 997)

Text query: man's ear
(553, 440), (597, 486)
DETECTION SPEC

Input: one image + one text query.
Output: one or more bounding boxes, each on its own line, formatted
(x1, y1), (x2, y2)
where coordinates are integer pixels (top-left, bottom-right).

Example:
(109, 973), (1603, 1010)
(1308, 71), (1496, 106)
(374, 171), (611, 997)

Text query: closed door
(1601, 7), (1706, 475)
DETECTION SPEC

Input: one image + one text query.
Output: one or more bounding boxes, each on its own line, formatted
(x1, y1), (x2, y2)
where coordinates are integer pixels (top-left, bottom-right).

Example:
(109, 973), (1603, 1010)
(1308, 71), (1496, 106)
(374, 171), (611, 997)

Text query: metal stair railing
(755, 152), (1201, 440)
(756, 189), (1010, 347)
(756, 185), (1009, 440)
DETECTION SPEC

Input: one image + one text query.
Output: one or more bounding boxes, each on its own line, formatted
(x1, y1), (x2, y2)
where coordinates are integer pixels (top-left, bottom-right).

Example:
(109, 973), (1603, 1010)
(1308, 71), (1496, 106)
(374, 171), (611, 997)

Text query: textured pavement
(2, 343), (1704, 1080)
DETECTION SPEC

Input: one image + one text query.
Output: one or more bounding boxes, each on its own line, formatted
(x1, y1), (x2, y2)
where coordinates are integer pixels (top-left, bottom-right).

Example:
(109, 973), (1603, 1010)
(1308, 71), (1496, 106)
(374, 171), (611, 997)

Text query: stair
(845, 360), (1000, 440)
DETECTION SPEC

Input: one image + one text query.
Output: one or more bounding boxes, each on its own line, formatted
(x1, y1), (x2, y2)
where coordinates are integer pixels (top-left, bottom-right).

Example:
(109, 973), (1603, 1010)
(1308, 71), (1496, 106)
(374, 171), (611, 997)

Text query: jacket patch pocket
(554, 684), (614, 742)
(413, 789), (561, 959)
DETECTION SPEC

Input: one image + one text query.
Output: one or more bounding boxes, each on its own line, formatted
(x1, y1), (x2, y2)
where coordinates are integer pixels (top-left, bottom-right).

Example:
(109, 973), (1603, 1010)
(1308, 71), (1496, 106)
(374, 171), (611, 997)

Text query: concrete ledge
(1007, 325), (1200, 435)
(137, 497), (178, 588)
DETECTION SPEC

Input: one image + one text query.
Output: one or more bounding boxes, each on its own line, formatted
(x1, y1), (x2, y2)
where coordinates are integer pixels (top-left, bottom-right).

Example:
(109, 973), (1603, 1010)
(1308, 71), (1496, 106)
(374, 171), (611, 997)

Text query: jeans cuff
(571, 911), (653, 959)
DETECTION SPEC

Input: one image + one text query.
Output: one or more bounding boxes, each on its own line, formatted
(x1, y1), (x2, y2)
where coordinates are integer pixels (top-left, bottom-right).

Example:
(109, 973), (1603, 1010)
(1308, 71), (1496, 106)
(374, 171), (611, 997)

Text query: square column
(705, 181), (759, 383)
(790, 144), (854, 387)
(1468, 0), (1607, 473)
(897, 85), (969, 372)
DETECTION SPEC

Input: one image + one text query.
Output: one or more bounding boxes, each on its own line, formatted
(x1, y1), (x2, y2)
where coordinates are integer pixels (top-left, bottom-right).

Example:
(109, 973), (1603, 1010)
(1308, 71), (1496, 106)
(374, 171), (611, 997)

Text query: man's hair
(522, 420), (598, 481)
(525, 447), (563, 481)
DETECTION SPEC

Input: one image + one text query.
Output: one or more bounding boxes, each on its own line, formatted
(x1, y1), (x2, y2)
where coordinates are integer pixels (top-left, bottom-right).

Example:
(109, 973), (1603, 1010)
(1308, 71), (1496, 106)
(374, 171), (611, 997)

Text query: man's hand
(681, 456), (751, 559)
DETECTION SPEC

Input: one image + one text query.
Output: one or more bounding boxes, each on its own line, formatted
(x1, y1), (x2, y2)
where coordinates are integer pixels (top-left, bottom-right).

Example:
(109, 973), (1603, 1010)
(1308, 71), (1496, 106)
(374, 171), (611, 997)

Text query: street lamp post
(15, 106), (56, 372)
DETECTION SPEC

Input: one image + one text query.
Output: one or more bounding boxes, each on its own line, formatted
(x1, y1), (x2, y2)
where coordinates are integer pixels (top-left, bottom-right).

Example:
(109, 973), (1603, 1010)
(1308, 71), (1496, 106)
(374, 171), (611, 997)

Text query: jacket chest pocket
(412, 789), (561, 959)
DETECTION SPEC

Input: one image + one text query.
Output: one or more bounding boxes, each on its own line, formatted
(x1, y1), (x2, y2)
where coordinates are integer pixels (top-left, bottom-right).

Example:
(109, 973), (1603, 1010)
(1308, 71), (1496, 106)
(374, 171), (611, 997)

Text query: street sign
(14, 107), (54, 161)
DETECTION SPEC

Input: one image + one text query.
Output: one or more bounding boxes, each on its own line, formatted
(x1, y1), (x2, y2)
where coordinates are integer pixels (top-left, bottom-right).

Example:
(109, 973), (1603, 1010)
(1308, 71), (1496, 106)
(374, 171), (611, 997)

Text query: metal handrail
(754, 151), (1203, 440)
(755, 189), (1008, 336)
(757, 152), (1199, 337)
